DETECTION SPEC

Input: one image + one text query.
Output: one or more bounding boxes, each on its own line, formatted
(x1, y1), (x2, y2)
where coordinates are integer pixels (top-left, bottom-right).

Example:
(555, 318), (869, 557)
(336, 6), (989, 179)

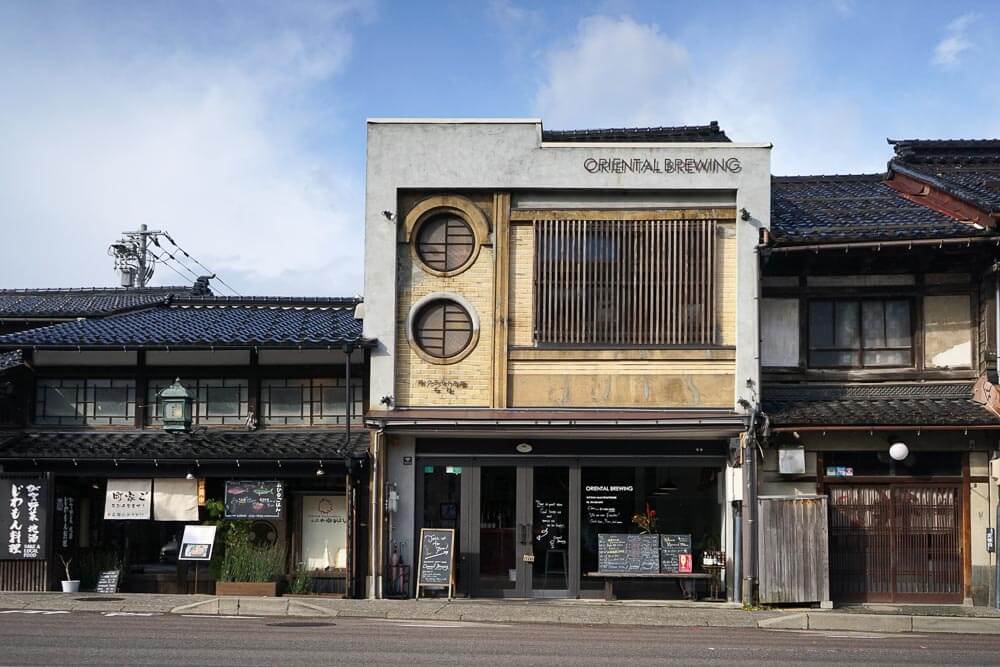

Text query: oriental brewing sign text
(584, 156), (742, 175)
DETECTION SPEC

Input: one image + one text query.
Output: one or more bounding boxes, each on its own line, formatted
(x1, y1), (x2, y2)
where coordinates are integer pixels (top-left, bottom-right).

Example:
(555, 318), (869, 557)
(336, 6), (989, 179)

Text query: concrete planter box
(216, 581), (280, 597)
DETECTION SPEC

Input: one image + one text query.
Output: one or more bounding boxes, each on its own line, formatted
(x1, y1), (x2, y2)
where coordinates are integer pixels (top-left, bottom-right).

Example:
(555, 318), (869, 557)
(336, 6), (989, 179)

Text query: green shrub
(219, 533), (285, 583)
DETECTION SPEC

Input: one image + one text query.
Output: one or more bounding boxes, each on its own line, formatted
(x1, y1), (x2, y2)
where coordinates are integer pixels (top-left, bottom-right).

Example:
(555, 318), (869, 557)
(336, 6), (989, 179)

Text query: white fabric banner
(104, 479), (152, 520)
(153, 478), (199, 522)
(302, 495), (348, 570)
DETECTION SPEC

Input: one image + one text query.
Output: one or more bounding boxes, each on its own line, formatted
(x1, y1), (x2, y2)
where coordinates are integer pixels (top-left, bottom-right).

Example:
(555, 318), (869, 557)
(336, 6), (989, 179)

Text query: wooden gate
(828, 485), (962, 603)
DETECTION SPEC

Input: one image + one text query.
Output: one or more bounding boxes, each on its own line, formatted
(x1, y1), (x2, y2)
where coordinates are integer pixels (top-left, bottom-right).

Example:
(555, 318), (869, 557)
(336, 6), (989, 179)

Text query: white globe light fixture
(889, 440), (909, 461)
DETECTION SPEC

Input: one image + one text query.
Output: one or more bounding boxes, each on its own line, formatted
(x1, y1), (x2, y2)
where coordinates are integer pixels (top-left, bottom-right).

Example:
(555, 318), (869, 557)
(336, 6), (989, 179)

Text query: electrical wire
(162, 233), (242, 296)
(146, 248), (202, 284)
(150, 238), (237, 296)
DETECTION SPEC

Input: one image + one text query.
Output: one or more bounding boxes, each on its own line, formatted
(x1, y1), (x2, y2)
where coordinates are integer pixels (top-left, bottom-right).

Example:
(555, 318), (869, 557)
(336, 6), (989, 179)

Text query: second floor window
(35, 379), (136, 426)
(146, 378), (249, 426)
(261, 378), (363, 426)
(808, 299), (912, 368)
(534, 217), (720, 346)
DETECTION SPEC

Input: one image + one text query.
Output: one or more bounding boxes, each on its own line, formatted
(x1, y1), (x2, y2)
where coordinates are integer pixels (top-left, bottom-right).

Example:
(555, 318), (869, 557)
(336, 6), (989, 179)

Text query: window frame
(807, 297), (915, 369)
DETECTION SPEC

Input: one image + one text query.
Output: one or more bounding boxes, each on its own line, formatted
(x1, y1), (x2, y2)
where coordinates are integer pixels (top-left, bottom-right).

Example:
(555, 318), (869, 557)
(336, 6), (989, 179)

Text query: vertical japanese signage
(3, 478), (47, 560)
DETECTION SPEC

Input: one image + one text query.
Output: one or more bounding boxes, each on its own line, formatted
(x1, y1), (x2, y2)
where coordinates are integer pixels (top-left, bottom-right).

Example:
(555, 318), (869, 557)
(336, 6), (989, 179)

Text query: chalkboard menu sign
(95, 570), (120, 594)
(416, 528), (455, 598)
(2, 478), (47, 560)
(224, 480), (283, 519)
(660, 534), (693, 573)
(597, 534), (660, 573)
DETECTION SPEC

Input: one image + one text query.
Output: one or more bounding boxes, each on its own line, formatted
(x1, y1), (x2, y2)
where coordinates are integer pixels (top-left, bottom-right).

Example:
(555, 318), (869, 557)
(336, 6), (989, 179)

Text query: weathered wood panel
(0, 559), (49, 591)
(758, 495), (830, 605)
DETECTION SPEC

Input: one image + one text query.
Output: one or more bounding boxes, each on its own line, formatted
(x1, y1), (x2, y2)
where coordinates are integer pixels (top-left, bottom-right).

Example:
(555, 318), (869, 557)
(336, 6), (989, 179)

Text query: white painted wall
(760, 298), (799, 367)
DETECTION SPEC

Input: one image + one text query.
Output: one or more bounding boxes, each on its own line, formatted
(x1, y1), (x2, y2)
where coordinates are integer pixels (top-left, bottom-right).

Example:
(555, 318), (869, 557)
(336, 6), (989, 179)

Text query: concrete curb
(755, 612), (1000, 635)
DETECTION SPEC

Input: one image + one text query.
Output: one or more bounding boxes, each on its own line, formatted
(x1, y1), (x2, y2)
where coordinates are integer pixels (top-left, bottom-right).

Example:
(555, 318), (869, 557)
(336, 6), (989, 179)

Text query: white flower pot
(61, 580), (80, 593)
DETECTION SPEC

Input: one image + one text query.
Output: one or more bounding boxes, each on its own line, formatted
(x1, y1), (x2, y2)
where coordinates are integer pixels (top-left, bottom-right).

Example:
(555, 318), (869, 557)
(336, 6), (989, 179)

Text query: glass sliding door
(479, 466), (517, 595)
(527, 466), (571, 596)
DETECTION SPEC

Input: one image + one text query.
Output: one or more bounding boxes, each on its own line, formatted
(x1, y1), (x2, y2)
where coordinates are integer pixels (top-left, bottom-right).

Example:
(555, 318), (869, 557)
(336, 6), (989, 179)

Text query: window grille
(533, 218), (719, 345)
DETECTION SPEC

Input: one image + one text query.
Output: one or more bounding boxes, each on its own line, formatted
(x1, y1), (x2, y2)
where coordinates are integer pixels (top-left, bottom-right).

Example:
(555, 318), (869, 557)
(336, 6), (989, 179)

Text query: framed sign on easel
(415, 528), (455, 599)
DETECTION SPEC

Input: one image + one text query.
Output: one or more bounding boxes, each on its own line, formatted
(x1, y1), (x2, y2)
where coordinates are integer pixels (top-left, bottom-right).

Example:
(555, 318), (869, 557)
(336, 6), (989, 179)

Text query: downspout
(995, 269), (1000, 609)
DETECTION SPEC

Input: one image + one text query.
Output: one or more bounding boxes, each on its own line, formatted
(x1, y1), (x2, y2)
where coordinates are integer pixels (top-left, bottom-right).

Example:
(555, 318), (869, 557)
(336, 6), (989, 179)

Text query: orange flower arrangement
(631, 503), (658, 534)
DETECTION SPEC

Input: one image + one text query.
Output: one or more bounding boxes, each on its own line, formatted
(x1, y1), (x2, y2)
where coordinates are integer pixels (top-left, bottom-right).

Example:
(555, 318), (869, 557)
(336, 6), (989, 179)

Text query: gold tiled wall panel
(509, 359), (735, 408)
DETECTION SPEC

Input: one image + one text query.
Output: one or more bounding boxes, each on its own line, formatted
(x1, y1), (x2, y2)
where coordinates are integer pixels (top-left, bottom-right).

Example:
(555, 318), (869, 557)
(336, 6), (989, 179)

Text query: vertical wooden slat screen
(533, 218), (719, 345)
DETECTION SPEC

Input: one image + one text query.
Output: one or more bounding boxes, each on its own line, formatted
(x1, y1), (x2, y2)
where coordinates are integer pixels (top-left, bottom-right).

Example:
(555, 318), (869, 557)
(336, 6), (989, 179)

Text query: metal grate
(828, 484), (961, 603)
(533, 218), (719, 346)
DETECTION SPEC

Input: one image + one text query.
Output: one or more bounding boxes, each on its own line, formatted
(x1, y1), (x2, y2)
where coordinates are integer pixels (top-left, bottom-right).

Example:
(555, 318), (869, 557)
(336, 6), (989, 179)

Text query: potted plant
(58, 554), (79, 593)
(215, 527), (285, 597)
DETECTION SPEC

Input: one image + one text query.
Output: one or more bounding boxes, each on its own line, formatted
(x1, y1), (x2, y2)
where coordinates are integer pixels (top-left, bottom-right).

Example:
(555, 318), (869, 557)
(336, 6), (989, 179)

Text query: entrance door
(828, 485), (962, 603)
(472, 464), (576, 598)
(516, 466), (572, 597)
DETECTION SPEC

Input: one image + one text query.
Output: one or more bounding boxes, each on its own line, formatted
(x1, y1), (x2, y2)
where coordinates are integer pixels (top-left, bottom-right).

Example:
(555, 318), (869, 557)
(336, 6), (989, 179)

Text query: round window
(415, 214), (476, 273)
(412, 299), (475, 359)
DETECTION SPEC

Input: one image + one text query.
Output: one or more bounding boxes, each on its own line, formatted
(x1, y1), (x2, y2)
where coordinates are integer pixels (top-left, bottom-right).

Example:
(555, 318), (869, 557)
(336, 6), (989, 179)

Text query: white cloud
(933, 13), (979, 68)
(0, 2), (372, 295)
(533, 14), (875, 174)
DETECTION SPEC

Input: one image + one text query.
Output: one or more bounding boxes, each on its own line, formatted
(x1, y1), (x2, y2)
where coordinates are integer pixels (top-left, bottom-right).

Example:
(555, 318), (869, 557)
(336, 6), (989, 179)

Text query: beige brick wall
(509, 223), (534, 347)
(395, 199), (495, 407)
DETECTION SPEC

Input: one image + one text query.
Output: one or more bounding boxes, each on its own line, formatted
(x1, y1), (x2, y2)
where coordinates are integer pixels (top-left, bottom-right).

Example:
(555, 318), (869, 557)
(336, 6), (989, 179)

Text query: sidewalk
(3, 592), (1000, 635)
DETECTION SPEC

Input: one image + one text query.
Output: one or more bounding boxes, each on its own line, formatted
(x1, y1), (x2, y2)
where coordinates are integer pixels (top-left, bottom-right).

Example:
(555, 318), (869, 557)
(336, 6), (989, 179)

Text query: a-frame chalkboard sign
(415, 528), (455, 599)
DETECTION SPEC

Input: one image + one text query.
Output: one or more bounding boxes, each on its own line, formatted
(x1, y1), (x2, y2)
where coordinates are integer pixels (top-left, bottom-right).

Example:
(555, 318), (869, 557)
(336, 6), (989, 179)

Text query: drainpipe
(995, 270), (1000, 609)
(732, 500), (742, 605)
(741, 432), (758, 606)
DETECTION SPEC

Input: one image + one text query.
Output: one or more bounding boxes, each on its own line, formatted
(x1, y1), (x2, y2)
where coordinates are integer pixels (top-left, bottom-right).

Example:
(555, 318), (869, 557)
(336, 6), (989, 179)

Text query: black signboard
(95, 570), (120, 594)
(597, 534), (660, 573)
(660, 534), (693, 573)
(224, 481), (283, 519)
(2, 478), (47, 560)
(416, 528), (455, 596)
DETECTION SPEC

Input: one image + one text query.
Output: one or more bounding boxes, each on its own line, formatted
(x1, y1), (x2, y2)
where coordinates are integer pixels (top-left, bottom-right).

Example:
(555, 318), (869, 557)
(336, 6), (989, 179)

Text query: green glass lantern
(159, 378), (193, 433)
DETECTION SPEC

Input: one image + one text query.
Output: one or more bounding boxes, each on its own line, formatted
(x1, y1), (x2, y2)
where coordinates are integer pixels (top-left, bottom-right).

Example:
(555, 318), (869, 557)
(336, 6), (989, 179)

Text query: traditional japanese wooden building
(760, 139), (1000, 606)
(0, 289), (373, 595)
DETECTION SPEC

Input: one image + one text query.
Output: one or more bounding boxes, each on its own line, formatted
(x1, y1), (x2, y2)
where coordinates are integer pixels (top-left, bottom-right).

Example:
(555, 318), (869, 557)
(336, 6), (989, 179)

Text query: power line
(149, 238), (210, 284)
(162, 233), (242, 297)
(146, 248), (201, 284)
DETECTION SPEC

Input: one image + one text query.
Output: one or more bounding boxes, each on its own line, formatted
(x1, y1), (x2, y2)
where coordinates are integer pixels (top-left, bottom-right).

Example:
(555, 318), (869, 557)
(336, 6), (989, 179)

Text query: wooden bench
(585, 572), (714, 601)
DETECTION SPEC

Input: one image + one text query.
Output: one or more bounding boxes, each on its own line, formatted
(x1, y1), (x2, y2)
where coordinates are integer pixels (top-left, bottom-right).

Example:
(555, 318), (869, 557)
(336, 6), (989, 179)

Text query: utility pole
(109, 224), (163, 288)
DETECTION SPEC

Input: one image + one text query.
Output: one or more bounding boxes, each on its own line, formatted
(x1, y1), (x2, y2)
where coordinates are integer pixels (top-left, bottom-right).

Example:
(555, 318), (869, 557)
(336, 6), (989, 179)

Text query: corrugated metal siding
(758, 496), (830, 604)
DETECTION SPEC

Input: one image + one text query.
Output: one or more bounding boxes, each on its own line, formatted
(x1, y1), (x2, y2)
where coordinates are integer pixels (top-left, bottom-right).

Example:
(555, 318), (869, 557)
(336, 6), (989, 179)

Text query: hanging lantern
(159, 378), (193, 433)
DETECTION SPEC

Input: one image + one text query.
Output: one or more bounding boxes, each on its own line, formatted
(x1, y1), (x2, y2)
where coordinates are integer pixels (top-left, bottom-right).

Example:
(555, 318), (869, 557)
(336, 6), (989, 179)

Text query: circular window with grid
(410, 297), (478, 363)
(414, 213), (477, 274)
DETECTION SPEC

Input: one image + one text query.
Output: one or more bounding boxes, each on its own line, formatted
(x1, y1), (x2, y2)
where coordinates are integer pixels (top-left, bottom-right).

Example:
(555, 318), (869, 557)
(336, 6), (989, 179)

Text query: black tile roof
(889, 139), (1000, 214)
(0, 429), (368, 461)
(0, 350), (22, 372)
(764, 383), (1000, 427)
(542, 121), (730, 143)
(0, 299), (367, 349)
(0, 285), (205, 319)
(770, 174), (993, 244)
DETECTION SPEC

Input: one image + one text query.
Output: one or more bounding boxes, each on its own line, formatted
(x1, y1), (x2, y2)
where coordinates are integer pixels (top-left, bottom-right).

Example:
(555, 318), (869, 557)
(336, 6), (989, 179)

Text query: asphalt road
(2, 610), (1000, 666)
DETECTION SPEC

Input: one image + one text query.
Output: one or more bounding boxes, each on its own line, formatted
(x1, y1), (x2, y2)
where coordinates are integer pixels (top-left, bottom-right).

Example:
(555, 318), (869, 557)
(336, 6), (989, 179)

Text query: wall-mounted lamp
(379, 395), (394, 407)
(316, 460), (325, 477)
(382, 210), (396, 221)
(889, 439), (909, 461)
(740, 208), (751, 221)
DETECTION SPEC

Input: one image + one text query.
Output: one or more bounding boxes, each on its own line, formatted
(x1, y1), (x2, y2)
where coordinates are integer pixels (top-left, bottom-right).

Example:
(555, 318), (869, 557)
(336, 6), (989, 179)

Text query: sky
(1, 1), (999, 296)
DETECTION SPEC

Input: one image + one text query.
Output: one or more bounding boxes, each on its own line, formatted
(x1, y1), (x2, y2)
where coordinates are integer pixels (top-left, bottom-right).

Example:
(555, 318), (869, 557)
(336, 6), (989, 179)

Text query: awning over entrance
(367, 408), (746, 439)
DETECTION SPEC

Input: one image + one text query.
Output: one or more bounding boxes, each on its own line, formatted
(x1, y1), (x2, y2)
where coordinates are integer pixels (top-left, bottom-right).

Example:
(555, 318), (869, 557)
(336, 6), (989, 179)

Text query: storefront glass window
(580, 465), (722, 596)
(480, 467), (516, 593)
(422, 466), (461, 594)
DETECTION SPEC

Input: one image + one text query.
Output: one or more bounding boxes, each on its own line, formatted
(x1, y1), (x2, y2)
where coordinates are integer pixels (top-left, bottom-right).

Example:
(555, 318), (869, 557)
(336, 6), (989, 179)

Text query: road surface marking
(181, 614), (261, 620)
(103, 612), (159, 617)
(0, 610), (69, 615)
